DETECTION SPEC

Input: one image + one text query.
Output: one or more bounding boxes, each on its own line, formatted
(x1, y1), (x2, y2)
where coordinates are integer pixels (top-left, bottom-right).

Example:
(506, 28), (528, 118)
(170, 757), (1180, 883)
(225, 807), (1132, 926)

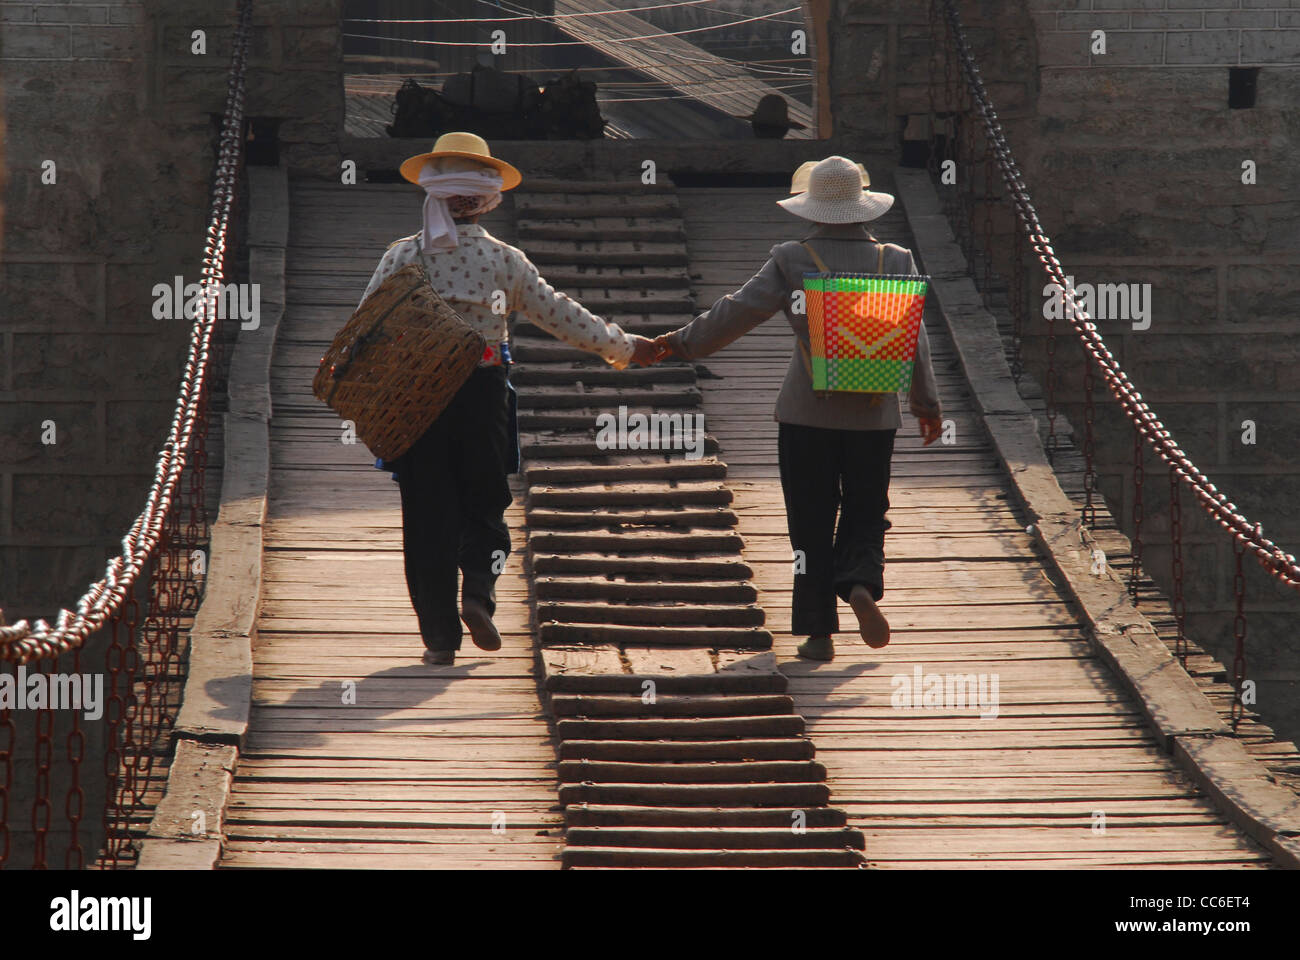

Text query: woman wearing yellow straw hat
(654, 157), (944, 662)
(360, 132), (659, 666)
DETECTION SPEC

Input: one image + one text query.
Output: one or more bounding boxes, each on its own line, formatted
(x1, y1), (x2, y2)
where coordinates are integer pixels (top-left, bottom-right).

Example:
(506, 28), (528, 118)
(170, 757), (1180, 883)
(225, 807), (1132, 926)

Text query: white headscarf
(417, 164), (504, 252)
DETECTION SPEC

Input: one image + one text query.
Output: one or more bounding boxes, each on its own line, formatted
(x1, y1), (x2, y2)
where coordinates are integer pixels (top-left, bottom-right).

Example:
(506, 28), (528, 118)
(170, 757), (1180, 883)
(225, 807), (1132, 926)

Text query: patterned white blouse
(359, 224), (637, 369)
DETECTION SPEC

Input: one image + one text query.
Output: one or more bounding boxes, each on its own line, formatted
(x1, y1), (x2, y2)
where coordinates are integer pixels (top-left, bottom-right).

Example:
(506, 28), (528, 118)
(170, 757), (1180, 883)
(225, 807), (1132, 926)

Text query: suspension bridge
(2, 0), (1298, 871)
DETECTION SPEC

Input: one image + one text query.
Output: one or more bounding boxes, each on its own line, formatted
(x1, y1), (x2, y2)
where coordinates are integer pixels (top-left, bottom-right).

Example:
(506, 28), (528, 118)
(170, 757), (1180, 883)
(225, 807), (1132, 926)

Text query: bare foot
(849, 584), (890, 648)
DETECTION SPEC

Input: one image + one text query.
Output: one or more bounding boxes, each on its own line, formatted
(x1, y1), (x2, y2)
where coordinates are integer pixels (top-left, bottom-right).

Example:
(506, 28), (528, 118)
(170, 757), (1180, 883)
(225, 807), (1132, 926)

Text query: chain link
(1009, 214), (1026, 386)
(31, 662), (54, 868)
(63, 645), (86, 869)
(1169, 466), (1187, 666)
(0, 692), (12, 867)
(1130, 426), (1145, 600)
(981, 139), (995, 305)
(1081, 347), (1097, 529)
(1231, 535), (1248, 730)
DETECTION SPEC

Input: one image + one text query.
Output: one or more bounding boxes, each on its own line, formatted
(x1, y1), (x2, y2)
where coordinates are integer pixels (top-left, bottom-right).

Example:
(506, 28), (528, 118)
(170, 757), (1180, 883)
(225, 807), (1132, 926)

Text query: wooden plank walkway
(217, 173), (1277, 869)
(511, 179), (864, 867)
(679, 182), (1274, 868)
(219, 184), (563, 869)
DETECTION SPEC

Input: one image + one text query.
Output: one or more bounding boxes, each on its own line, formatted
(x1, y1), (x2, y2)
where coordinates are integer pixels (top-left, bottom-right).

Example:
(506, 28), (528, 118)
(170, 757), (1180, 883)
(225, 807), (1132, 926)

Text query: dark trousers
(391, 366), (513, 651)
(777, 422), (897, 637)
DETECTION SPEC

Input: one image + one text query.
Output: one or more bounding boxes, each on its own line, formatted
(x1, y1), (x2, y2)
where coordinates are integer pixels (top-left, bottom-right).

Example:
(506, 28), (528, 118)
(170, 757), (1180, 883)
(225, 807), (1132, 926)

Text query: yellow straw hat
(399, 131), (522, 190)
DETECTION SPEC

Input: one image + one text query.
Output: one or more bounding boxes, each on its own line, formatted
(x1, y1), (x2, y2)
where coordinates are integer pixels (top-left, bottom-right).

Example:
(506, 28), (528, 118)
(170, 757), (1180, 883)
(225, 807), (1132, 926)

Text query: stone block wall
(1, 0), (344, 625)
(819, 0), (1300, 741)
(1009, 1), (1300, 737)
(0, 0), (343, 865)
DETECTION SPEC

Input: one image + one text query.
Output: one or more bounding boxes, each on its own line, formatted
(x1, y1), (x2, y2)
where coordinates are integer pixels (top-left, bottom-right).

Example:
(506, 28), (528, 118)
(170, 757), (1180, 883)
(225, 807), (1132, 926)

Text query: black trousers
(777, 422), (897, 637)
(390, 366), (513, 651)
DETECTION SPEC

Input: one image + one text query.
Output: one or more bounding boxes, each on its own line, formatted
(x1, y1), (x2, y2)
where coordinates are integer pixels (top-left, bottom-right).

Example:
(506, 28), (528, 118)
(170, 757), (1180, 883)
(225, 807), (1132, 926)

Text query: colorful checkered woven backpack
(799, 240), (930, 397)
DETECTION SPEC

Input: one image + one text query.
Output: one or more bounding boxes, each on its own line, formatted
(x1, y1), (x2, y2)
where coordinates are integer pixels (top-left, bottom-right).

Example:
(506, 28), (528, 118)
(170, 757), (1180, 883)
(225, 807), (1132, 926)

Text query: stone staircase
(509, 178), (866, 867)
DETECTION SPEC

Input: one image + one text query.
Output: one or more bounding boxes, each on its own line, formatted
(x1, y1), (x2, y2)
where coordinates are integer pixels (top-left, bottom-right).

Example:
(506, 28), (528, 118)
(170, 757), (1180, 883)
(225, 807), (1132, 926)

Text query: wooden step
(516, 218), (686, 243)
(526, 240), (689, 267)
(536, 601), (763, 628)
(529, 529), (743, 555)
(514, 386), (703, 410)
(557, 759), (827, 784)
(509, 341), (592, 364)
(527, 483), (733, 508)
(521, 437), (719, 460)
(530, 555), (752, 580)
(534, 578), (756, 604)
(540, 268), (688, 290)
(561, 846), (864, 868)
(545, 290), (695, 314)
(525, 461), (726, 483)
(526, 507), (739, 529)
(515, 196), (681, 219)
(519, 409), (681, 431)
(554, 715), (806, 741)
(538, 623), (772, 648)
(565, 804), (845, 828)
(558, 739), (812, 762)
(543, 668), (785, 697)
(548, 694), (793, 719)
(510, 364), (697, 386)
(558, 782), (832, 809)
(565, 826), (865, 850)
(515, 179), (677, 194)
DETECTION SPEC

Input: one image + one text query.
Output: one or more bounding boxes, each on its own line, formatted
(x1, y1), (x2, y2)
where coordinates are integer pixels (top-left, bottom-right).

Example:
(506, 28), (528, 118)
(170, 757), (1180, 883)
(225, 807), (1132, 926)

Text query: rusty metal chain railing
(0, 0), (252, 867)
(926, 0), (1300, 728)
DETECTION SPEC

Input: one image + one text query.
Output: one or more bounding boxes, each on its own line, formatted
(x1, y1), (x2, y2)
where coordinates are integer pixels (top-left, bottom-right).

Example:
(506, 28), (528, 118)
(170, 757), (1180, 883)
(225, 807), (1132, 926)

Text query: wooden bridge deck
(219, 176), (1273, 869)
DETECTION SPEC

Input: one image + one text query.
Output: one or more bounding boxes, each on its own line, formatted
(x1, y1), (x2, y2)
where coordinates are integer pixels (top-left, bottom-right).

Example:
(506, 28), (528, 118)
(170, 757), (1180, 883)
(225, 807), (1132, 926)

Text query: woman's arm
(905, 251), (943, 422)
(660, 249), (790, 361)
(511, 257), (649, 369)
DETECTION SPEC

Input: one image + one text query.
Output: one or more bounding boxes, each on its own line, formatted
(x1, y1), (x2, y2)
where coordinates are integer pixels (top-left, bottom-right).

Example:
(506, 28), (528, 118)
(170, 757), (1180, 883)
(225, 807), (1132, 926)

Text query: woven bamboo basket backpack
(312, 258), (486, 460)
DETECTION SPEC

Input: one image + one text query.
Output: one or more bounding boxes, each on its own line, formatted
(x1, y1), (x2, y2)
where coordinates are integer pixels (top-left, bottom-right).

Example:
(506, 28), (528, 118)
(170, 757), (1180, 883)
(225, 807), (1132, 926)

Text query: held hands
(918, 415), (943, 447)
(651, 334), (685, 363)
(628, 335), (660, 367)
(626, 333), (685, 367)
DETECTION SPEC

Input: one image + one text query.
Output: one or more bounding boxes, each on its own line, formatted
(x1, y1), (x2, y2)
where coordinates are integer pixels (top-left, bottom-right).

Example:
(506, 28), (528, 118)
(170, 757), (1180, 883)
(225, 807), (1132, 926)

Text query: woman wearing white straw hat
(654, 156), (944, 662)
(360, 132), (659, 666)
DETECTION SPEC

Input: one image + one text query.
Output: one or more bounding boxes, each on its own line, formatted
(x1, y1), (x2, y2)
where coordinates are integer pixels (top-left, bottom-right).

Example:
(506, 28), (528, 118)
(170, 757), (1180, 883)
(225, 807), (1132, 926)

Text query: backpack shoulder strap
(802, 239), (888, 274)
(800, 241), (831, 274)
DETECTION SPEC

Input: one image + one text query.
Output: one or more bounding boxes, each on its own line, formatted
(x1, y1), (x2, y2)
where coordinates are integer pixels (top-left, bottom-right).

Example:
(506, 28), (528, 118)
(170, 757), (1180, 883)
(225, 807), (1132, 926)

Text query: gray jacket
(665, 221), (943, 431)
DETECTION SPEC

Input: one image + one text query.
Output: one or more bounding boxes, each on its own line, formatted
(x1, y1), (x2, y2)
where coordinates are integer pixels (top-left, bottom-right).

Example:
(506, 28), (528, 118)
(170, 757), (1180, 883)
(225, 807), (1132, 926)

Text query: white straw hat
(777, 156), (894, 223)
(790, 159), (869, 194)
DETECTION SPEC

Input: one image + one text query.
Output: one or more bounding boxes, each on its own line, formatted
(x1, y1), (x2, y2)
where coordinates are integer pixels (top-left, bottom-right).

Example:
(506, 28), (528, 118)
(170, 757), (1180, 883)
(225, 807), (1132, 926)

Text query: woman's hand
(652, 334), (686, 362)
(918, 416), (943, 447)
(628, 335), (660, 367)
